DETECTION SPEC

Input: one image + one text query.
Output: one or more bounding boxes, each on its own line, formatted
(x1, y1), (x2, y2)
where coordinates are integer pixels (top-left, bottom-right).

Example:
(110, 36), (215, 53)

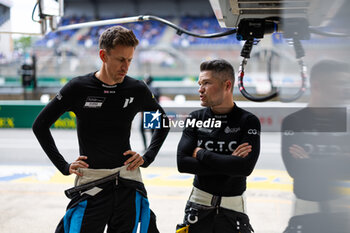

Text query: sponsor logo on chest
(197, 139), (237, 152)
(104, 90), (116, 94)
(84, 96), (106, 108)
(224, 126), (240, 134)
(123, 97), (134, 108)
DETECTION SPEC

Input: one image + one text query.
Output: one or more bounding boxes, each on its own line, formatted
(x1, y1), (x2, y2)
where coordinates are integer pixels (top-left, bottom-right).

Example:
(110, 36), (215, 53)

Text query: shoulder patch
(56, 92), (63, 100)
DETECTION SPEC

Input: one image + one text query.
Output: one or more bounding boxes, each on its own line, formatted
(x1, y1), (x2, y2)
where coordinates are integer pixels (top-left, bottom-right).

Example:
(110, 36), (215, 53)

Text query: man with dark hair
(308, 60), (350, 107)
(176, 59), (260, 232)
(281, 60), (350, 232)
(33, 26), (169, 233)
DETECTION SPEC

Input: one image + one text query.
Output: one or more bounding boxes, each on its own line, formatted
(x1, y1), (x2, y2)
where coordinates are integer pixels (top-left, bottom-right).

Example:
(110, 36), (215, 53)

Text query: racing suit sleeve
(32, 81), (74, 175)
(140, 84), (170, 167)
(177, 125), (221, 175)
(281, 111), (350, 180)
(195, 115), (261, 176)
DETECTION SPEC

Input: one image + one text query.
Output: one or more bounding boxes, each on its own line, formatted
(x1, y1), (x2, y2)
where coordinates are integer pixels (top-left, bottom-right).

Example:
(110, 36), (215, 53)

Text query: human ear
(225, 80), (232, 91)
(99, 49), (107, 62)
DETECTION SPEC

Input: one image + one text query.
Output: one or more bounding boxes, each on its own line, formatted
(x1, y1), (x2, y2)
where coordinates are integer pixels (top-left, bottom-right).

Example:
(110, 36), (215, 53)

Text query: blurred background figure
(281, 60), (350, 233)
(140, 74), (161, 151)
(144, 74), (161, 102)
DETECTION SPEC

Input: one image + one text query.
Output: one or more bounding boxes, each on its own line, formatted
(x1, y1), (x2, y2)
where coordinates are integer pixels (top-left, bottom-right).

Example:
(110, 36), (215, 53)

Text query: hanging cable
(309, 27), (350, 38)
(266, 50), (278, 93)
(237, 37), (308, 102)
(56, 15), (237, 38)
(238, 39), (278, 102)
(251, 49), (279, 93)
(279, 38), (307, 102)
(146, 16), (237, 38)
(32, 2), (40, 23)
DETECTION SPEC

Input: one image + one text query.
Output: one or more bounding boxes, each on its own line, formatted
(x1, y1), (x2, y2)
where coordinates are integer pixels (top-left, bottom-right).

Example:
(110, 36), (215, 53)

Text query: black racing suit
(33, 72), (169, 233)
(281, 107), (350, 233)
(177, 104), (260, 233)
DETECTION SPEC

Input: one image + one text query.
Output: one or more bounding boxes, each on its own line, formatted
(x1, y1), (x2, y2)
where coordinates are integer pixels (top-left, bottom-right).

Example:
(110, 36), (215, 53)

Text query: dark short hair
(310, 60), (349, 83)
(99, 26), (139, 52)
(200, 59), (235, 89)
(310, 60), (350, 92)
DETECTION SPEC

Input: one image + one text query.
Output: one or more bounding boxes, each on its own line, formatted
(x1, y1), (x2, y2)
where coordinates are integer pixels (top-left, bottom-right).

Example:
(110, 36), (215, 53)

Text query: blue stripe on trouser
(63, 200), (87, 233)
(140, 195), (151, 232)
(132, 192), (151, 233)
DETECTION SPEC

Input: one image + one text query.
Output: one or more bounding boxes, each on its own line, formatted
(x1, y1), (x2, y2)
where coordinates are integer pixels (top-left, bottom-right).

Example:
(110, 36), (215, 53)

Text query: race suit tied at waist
(189, 187), (246, 213)
(65, 166), (143, 199)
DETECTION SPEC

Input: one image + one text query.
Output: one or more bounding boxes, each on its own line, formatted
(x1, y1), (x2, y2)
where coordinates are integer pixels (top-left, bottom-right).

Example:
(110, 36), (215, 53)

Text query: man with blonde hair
(33, 26), (169, 233)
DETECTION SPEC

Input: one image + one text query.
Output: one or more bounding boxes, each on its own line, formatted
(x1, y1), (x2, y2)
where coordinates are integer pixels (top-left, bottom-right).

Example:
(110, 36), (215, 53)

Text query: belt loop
(211, 195), (221, 207)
